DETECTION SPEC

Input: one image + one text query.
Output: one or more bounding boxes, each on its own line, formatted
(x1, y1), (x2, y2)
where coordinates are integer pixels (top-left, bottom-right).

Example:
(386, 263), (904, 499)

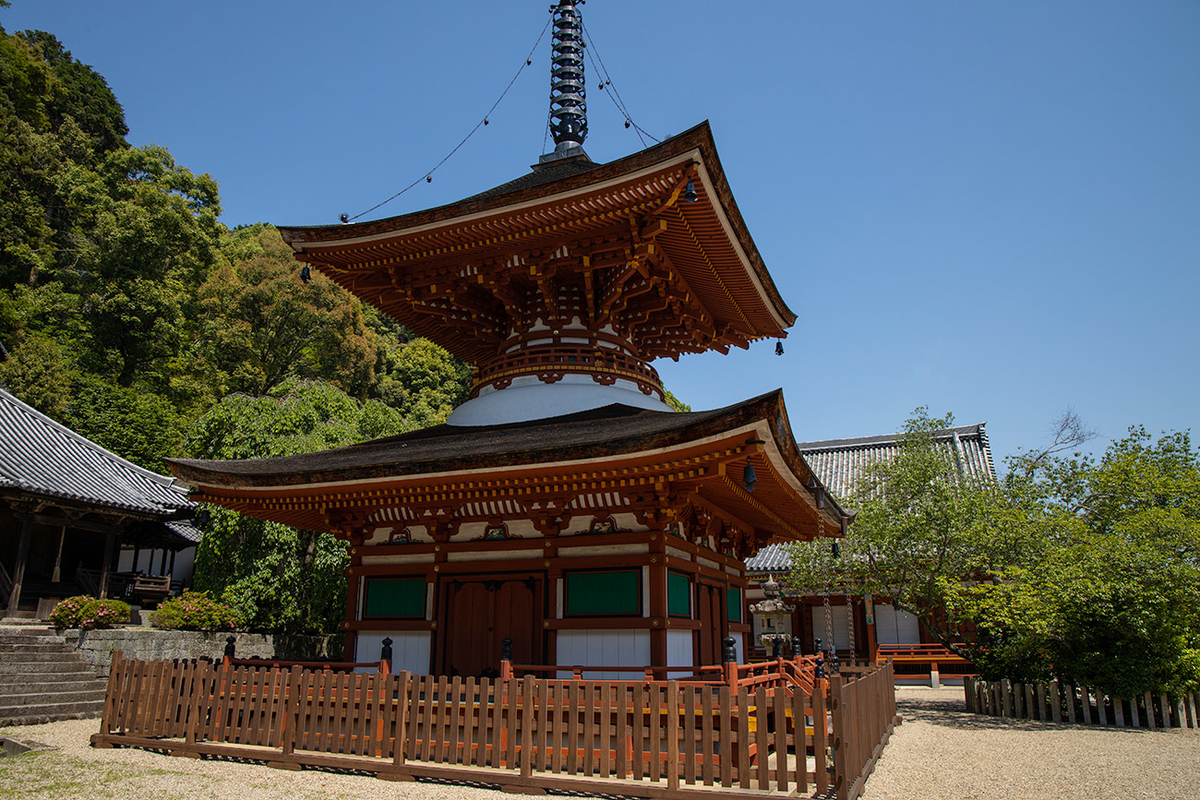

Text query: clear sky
(4, 1), (1196, 467)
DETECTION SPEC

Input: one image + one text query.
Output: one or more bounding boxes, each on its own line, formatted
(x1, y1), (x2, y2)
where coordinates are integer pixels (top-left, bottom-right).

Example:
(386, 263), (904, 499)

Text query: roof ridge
(798, 422), (987, 452)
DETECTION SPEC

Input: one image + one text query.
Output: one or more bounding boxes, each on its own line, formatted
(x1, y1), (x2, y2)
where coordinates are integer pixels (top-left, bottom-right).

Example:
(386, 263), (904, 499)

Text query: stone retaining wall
(60, 628), (341, 676)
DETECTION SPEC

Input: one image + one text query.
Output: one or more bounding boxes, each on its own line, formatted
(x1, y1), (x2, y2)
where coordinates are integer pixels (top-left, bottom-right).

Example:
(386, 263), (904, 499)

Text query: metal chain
(844, 583), (856, 662)
(822, 592), (835, 656)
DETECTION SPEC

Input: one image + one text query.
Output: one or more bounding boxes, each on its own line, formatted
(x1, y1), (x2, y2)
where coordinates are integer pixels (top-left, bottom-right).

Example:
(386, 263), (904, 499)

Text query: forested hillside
(0, 24), (472, 474)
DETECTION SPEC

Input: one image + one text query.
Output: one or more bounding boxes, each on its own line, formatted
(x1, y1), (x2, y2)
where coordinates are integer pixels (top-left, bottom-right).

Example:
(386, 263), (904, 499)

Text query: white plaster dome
(445, 373), (672, 427)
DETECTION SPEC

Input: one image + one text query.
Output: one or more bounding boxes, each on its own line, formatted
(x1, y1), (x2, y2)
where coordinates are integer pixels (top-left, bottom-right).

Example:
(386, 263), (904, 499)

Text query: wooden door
(444, 578), (540, 677)
(696, 582), (725, 665)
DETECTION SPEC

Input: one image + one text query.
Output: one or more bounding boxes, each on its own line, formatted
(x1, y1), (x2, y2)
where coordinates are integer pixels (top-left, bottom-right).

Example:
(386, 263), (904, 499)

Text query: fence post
(392, 671), (411, 769)
(813, 661), (828, 795)
(379, 637), (393, 675)
(500, 637), (513, 683)
(99, 650), (123, 735)
(666, 680), (680, 790)
(186, 660), (212, 747)
(963, 677), (975, 713)
(723, 636), (738, 691)
(520, 678), (535, 779)
(280, 665), (302, 758)
(829, 674), (850, 800)
(223, 635), (236, 667)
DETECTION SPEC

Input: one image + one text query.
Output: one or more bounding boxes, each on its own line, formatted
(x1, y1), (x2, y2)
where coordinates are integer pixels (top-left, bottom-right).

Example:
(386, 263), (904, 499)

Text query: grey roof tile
(0, 387), (193, 517)
(745, 423), (995, 573)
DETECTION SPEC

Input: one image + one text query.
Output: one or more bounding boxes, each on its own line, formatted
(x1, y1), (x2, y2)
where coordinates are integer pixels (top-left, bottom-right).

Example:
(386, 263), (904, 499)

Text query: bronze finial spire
(548, 0), (587, 157)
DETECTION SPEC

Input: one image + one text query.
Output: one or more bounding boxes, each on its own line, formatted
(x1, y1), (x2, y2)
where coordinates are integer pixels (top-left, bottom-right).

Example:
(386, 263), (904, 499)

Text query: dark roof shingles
(0, 387), (192, 517)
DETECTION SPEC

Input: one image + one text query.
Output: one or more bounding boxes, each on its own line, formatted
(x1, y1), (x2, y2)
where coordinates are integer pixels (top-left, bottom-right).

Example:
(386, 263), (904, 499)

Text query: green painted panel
(363, 577), (425, 619)
(668, 571), (691, 617)
(727, 587), (742, 623)
(565, 570), (640, 615)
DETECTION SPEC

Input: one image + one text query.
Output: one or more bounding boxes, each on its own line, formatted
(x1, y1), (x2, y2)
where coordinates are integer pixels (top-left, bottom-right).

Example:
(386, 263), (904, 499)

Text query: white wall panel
(666, 630), (693, 678)
(554, 629), (651, 680)
(355, 631), (431, 675)
(811, 605), (850, 651)
(873, 604), (921, 645)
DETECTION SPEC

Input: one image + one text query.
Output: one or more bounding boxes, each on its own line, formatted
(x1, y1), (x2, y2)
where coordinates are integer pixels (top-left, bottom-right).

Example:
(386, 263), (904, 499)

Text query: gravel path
(864, 687), (1200, 800)
(2, 688), (1197, 800)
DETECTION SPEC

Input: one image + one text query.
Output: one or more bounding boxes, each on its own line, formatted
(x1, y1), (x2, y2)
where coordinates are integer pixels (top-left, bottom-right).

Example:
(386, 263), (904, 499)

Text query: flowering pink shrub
(48, 596), (131, 630)
(150, 590), (240, 631)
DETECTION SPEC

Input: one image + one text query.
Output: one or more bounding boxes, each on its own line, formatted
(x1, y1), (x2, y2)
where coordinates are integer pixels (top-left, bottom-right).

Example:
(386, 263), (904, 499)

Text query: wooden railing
(876, 643), (973, 686)
(966, 677), (1200, 730)
(504, 656), (818, 695)
(92, 653), (899, 800)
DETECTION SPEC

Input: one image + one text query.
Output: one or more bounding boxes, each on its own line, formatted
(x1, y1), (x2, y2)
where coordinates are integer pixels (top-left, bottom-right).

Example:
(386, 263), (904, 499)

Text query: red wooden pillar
(648, 531), (667, 669)
(544, 534), (560, 667)
(343, 543), (363, 661)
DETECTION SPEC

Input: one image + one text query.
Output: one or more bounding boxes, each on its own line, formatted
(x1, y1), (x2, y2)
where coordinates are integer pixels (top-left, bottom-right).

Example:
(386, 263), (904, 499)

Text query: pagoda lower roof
(168, 391), (846, 545)
(275, 122), (796, 365)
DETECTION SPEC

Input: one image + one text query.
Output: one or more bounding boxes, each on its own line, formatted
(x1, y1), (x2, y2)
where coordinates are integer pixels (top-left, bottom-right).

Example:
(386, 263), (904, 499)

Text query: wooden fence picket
(92, 655), (903, 800)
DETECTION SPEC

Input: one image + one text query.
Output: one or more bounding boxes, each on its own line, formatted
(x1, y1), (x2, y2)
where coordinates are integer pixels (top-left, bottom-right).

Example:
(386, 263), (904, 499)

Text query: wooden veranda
(92, 651), (899, 800)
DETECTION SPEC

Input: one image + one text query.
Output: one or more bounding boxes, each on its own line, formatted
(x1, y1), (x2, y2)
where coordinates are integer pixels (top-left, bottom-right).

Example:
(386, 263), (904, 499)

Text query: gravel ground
(2, 688), (1197, 800)
(863, 687), (1200, 800)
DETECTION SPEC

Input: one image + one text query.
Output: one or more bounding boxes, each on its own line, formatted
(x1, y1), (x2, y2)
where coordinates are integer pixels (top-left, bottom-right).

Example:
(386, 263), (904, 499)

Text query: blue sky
(4, 1), (1197, 466)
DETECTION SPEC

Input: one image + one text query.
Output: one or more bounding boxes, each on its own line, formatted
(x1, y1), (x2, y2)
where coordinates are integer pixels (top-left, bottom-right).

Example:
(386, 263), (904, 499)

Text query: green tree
(63, 376), (186, 472)
(188, 379), (407, 635)
(784, 408), (1012, 657)
(195, 224), (376, 398)
(961, 427), (1200, 695)
(0, 332), (72, 417)
(383, 337), (472, 428)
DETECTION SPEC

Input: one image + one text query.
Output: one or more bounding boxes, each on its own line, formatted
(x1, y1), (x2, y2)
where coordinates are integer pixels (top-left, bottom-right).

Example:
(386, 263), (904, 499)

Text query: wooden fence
(965, 677), (1200, 730)
(92, 652), (899, 800)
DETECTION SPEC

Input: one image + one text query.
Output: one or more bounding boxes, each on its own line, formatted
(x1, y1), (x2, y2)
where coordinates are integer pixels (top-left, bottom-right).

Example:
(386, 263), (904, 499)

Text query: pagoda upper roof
(169, 390), (847, 547)
(276, 122), (796, 365)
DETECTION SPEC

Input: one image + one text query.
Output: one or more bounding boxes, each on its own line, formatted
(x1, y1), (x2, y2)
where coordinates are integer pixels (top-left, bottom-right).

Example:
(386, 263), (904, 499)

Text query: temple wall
(344, 522), (751, 676)
(555, 629), (651, 680)
(355, 631), (431, 675)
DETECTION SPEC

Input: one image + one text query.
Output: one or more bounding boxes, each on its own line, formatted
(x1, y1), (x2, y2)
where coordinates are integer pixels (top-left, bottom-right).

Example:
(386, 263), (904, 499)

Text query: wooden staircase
(0, 625), (108, 726)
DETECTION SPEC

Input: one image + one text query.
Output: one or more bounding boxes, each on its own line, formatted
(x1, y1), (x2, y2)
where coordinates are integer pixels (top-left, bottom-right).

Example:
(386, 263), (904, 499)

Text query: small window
(727, 587), (743, 623)
(565, 570), (641, 616)
(362, 577), (425, 619)
(667, 571), (691, 617)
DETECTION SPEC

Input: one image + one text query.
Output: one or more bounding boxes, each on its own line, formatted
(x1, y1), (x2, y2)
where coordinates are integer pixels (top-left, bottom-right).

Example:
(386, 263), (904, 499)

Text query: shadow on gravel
(895, 695), (1160, 735)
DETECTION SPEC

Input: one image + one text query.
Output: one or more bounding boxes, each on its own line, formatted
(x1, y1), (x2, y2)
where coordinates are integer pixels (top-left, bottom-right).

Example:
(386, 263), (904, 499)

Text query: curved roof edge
(277, 121), (795, 330)
(169, 388), (846, 527)
(0, 386), (193, 518)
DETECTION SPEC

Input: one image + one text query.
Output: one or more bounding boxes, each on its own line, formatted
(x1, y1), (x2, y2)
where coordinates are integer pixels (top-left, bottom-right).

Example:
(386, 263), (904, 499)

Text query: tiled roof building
(0, 387), (194, 617)
(745, 423), (994, 573)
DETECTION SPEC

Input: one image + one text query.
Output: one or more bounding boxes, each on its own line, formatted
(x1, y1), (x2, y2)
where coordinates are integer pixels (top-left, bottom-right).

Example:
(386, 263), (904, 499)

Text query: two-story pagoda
(169, 1), (847, 678)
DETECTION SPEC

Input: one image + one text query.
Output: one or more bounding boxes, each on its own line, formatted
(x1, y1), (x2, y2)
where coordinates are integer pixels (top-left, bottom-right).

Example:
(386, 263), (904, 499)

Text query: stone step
(0, 642), (74, 653)
(0, 688), (107, 707)
(0, 676), (107, 694)
(0, 700), (105, 727)
(0, 659), (99, 675)
(0, 649), (84, 664)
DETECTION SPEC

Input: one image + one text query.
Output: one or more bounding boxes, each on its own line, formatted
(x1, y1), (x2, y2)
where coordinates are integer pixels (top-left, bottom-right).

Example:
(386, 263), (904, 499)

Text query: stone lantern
(749, 575), (795, 655)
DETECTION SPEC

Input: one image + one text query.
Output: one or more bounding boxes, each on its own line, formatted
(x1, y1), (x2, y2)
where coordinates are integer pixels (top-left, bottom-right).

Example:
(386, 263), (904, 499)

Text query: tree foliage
(786, 408), (1200, 696)
(784, 408), (1009, 651)
(960, 427), (1200, 695)
(187, 379), (411, 635)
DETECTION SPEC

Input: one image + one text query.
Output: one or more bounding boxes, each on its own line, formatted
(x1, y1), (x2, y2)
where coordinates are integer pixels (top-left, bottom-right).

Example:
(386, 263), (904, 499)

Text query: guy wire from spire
(582, 21), (660, 146)
(346, 14), (553, 223)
